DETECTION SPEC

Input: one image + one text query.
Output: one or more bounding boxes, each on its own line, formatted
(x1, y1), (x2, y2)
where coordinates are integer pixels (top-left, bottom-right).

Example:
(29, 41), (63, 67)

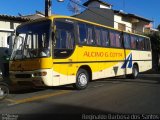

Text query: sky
(0, 0), (159, 28)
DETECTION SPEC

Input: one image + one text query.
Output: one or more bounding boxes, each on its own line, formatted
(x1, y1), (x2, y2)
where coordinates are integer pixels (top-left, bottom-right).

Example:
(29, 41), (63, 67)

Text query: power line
(69, 0), (145, 34)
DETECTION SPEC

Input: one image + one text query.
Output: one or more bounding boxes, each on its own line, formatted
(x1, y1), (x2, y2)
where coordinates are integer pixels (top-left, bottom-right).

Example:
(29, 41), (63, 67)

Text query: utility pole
(45, 0), (52, 17)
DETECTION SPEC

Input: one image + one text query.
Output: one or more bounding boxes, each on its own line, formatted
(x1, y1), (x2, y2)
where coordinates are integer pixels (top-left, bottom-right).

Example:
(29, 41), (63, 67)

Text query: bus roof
(17, 15), (149, 39)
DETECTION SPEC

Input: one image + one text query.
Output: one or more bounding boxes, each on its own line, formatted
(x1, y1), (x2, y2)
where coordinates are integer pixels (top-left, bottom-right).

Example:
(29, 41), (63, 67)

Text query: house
(0, 14), (28, 47)
(74, 0), (114, 27)
(114, 10), (152, 34)
(21, 11), (45, 20)
(0, 11), (45, 53)
(0, 14), (29, 56)
(74, 0), (153, 34)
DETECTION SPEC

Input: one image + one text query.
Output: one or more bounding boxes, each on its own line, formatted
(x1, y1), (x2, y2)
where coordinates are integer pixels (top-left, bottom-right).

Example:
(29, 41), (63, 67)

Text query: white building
(0, 15), (29, 47)
(114, 10), (152, 34)
(78, 0), (153, 34)
(83, 0), (112, 9)
(0, 14), (28, 56)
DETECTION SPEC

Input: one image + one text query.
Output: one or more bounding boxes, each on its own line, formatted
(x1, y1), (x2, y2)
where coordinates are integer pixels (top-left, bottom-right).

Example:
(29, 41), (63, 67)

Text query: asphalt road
(0, 74), (160, 120)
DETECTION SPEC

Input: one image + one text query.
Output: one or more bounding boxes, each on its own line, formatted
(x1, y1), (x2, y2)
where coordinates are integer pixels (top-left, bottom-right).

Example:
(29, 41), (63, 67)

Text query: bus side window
(95, 27), (102, 46)
(55, 21), (74, 49)
(131, 35), (137, 49)
(102, 29), (109, 47)
(54, 20), (75, 58)
(109, 30), (116, 47)
(123, 33), (131, 49)
(145, 38), (151, 51)
(138, 37), (145, 50)
(115, 31), (121, 48)
(136, 36), (139, 50)
(78, 23), (87, 44)
(86, 24), (95, 45)
(109, 30), (121, 48)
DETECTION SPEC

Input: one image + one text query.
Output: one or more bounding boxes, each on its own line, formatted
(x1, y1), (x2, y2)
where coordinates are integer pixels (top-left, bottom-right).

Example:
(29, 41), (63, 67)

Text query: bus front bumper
(9, 69), (53, 87)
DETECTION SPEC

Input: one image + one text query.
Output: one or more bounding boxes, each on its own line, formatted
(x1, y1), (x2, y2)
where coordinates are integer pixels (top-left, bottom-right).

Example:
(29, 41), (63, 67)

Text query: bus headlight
(34, 71), (47, 77)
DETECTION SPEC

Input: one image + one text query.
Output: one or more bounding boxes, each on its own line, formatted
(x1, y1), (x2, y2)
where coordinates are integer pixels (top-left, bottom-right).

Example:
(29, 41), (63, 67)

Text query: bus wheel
(131, 65), (139, 79)
(73, 69), (89, 90)
(0, 83), (9, 100)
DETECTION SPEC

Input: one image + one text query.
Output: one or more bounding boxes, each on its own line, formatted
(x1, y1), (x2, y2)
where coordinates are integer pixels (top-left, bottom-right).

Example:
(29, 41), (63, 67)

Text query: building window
(118, 23), (126, 31)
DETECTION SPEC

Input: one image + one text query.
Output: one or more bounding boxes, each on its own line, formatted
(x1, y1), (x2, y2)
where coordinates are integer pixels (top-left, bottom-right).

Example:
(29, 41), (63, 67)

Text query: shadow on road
(9, 85), (75, 94)
(18, 103), (118, 120)
(92, 74), (160, 86)
(8, 74), (160, 95)
(138, 74), (160, 83)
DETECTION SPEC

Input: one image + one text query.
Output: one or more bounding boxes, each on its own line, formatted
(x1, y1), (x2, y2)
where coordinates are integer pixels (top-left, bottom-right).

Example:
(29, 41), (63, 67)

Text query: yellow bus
(9, 15), (152, 89)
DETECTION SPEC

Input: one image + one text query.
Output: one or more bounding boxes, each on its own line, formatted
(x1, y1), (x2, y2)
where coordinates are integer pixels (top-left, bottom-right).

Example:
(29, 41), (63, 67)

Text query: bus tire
(131, 65), (139, 79)
(0, 83), (9, 100)
(73, 69), (89, 90)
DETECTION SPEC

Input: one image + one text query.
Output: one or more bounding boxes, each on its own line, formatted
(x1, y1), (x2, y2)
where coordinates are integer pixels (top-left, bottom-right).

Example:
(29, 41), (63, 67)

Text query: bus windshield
(10, 20), (51, 60)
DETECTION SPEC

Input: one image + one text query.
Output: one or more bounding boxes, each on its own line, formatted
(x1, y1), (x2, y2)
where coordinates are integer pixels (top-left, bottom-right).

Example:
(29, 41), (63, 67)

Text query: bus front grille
(15, 74), (32, 78)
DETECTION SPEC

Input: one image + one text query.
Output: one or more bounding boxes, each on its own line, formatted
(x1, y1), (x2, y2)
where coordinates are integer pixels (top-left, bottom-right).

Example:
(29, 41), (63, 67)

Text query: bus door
(53, 19), (76, 85)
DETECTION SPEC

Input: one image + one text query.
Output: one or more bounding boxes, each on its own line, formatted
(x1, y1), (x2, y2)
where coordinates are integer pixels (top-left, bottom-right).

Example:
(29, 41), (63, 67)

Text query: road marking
(5, 98), (16, 103)
(8, 90), (71, 106)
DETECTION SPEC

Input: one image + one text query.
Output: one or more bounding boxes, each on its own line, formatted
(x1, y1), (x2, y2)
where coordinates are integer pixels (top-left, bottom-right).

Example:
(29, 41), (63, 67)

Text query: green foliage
(147, 32), (160, 52)
(157, 24), (160, 31)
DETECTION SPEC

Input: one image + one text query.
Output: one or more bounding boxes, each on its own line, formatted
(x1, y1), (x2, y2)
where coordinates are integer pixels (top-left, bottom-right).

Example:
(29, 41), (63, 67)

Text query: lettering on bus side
(83, 51), (123, 58)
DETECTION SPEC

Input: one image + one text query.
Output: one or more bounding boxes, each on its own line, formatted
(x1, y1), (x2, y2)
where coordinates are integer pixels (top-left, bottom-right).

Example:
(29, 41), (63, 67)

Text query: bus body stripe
(53, 59), (152, 64)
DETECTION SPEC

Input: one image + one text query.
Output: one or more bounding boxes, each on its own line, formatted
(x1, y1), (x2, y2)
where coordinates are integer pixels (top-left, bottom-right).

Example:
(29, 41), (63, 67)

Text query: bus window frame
(144, 38), (151, 51)
(130, 35), (139, 50)
(123, 33), (131, 49)
(123, 32), (151, 52)
(94, 26), (102, 46)
(101, 28), (110, 47)
(109, 30), (122, 49)
(52, 18), (77, 59)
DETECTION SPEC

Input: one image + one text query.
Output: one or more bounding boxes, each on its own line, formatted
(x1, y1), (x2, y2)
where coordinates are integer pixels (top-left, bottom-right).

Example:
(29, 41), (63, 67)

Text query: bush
(147, 32), (160, 71)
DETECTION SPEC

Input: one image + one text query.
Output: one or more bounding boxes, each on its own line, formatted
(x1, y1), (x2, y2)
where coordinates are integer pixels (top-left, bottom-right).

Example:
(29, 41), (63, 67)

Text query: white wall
(0, 21), (21, 48)
(14, 22), (21, 29)
(88, 1), (111, 9)
(100, 4), (111, 9)
(0, 21), (10, 29)
(114, 15), (132, 32)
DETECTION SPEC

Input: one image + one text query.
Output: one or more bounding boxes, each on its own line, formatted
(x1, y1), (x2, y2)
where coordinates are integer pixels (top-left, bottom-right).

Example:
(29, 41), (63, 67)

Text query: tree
(157, 24), (160, 31)
(67, 0), (82, 15)
(148, 31), (160, 71)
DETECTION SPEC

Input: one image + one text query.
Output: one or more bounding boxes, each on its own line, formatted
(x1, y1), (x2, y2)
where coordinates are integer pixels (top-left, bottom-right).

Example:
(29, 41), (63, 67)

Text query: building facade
(75, 0), (153, 34)
(114, 10), (152, 34)
(0, 14), (28, 54)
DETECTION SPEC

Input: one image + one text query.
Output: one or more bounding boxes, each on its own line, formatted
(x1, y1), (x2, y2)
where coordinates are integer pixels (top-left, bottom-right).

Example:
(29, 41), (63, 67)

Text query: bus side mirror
(7, 35), (16, 45)
(7, 36), (10, 45)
